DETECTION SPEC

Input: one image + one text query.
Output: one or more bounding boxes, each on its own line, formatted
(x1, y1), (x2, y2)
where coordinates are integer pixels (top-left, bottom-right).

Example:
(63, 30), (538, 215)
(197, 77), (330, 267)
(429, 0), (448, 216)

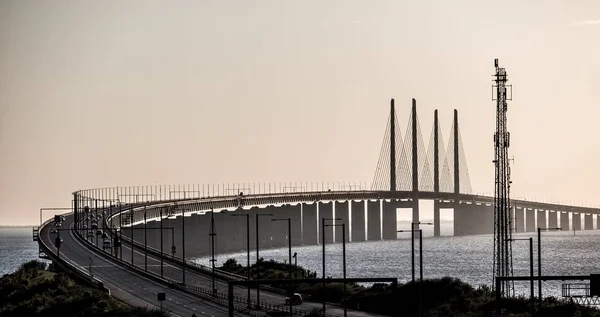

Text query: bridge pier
(585, 214), (593, 230)
(572, 213), (582, 231)
(515, 207), (525, 233)
(302, 203), (318, 245)
(433, 200), (440, 237)
(560, 212), (569, 231)
(351, 201), (365, 242)
(525, 208), (535, 232)
(537, 209), (547, 229)
(382, 200), (398, 240)
(319, 202), (334, 244)
(548, 211), (558, 229)
(335, 201), (350, 243)
(367, 200), (381, 241)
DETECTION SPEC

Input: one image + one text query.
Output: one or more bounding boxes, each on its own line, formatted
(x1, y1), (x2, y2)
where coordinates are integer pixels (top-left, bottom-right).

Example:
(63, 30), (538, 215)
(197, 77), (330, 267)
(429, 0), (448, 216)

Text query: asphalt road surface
(41, 217), (242, 317)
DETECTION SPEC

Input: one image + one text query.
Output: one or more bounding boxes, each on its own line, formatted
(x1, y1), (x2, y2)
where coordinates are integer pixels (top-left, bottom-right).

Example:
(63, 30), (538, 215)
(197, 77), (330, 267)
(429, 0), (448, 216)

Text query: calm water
(192, 221), (600, 299)
(2, 225), (597, 299)
(0, 227), (41, 276)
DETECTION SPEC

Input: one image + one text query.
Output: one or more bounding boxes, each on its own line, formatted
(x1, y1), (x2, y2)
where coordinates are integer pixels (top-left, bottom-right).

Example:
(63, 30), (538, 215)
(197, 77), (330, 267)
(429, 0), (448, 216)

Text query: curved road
(40, 216), (242, 317)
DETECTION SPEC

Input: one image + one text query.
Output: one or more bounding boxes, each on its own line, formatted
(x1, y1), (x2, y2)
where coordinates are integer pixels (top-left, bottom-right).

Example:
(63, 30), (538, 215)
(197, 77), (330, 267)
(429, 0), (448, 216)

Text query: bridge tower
(492, 58), (514, 296)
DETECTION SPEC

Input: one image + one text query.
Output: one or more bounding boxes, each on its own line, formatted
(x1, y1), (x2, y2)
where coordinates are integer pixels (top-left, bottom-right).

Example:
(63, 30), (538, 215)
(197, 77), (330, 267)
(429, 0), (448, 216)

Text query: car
(285, 293), (302, 305)
(102, 240), (111, 249)
(101, 232), (108, 239)
(87, 231), (94, 238)
(50, 229), (57, 234)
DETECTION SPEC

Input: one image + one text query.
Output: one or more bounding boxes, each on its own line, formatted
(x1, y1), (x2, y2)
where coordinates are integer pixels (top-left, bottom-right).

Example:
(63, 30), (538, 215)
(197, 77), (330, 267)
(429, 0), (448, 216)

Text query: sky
(1, 0), (599, 225)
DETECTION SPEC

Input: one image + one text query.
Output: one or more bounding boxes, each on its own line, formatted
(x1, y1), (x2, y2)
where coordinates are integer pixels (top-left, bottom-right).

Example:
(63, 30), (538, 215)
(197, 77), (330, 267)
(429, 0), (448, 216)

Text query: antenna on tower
(491, 58), (515, 297)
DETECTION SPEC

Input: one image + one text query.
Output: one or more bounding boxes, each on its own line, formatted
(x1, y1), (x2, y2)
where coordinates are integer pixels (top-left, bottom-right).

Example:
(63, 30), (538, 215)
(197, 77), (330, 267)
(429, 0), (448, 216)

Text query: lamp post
(272, 218), (293, 317)
(507, 238), (534, 315)
(537, 227), (561, 307)
(255, 212), (273, 307)
(410, 222), (433, 282)
(399, 226), (430, 317)
(321, 217), (341, 314)
(232, 212), (251, 307)
(325, 223), (347, 317)
(293, 252), (297, 278)
(207, 209), (217, 295)
(144, 206), (147, 271)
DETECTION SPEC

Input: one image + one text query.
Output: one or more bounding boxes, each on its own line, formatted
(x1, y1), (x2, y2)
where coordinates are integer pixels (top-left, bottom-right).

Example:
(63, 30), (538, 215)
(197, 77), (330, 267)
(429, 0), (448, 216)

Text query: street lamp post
(232, 212), (252, 307)
(325, 223), (347, 317)
(508, 238), (534, 315)
(272, 218), (293, 317)
(207, 209), (217, 295)
(144, 206), (148, 271)
(411, 222), (433, 283)
(255, 212), (273, 307)
(537, 227), (561, 308)
(321, 217), (341, 314)
(399, 224), (431, 317)
(160, 207), (164, 277)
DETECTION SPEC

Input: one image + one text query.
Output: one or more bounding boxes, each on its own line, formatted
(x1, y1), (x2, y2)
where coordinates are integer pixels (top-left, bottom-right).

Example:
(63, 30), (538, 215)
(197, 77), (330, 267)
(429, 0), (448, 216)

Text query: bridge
(35, 98), (598, 316)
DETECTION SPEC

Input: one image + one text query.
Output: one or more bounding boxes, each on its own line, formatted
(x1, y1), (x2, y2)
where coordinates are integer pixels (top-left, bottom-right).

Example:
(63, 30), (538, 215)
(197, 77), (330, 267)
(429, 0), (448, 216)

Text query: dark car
(285, 293), (303, 305)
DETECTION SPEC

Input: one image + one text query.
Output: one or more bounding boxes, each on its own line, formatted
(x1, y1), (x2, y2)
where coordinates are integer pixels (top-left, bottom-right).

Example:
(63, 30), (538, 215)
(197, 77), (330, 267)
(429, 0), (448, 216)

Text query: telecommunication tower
(492, 59), (514, 297)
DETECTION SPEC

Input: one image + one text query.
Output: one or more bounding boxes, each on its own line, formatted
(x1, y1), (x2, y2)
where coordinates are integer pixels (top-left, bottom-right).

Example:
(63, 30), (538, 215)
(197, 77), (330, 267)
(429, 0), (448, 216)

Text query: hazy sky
(1, 0), (599, 225)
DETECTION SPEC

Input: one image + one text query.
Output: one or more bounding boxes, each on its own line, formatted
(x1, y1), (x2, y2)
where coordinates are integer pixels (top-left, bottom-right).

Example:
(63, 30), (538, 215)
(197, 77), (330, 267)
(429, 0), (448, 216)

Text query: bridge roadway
(40, 216), (242, 317)
(106, 222), (384, 316)
(55, 213), (385, 317)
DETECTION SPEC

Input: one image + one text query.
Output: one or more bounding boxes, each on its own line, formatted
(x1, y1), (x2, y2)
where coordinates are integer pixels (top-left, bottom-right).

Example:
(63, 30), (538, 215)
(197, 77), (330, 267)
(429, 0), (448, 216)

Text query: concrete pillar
(367, 200), (381, 241)
(525, 208), (535, 232)
(537, 210), (547, 229)
(277, 204), (302, 246)
(335, 201), (349, 243)
(302, 203), (318, 245)
(560, 212), (569, 231)
(515, 207), (525, 233)
(573, 213), (582, 231)
(262, 207), (276, 249)
(453, 203), (470, 236)
(548, 211), (558, 229)
(351, 201), (365, 242)
(214, 212), (229, 253)
(382, 200), (398, 240)
(481, 205), (495, 235)
(319, 202), (334, 244)
(585, 214), (593, 230)
(433, 200), (440, 237)
(247, 207), (258, 251)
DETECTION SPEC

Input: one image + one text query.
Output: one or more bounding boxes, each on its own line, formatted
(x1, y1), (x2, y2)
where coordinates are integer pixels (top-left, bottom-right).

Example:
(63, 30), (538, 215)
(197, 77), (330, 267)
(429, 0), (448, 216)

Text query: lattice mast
(492, 59), (514, 296)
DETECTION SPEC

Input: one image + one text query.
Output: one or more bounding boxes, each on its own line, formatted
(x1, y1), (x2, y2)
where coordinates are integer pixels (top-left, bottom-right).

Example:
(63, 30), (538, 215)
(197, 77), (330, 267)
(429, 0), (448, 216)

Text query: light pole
(399, 225), (431, 317)
(144, 206), (147, 271)
(321, 217), (341, 314)
(410, 222), (433, 283)
(255, 212), (273, 307)
(537, 227), (561, 308)
(232, 212), (251, 307)
(207, 209), (217, 295)
(508, 238), (534, 315)
(272, 218), (293, 317)
(325, 223), (347, 317)
(293, 252), (297, 278)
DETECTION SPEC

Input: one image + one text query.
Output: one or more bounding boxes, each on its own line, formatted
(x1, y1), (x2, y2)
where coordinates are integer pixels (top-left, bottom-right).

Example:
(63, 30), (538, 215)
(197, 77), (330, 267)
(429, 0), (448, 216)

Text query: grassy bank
(0, 260), (167, 317)
(219, 258), (600, 317)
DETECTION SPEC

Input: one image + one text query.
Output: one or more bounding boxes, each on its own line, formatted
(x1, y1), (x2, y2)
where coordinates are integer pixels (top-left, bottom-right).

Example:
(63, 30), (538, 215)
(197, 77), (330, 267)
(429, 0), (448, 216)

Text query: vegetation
(0, 260), (168, 317)
(219, 258), (600, 317)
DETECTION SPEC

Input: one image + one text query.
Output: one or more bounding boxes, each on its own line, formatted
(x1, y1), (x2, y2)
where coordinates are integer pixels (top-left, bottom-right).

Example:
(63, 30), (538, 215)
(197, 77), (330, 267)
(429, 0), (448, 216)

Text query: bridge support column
(351, 201), (365, 242)
(525, 208), (535, 232)
(572, 213), (582, 231)
(367, 200), (381, 241)
(185, 212), (209, 257)
(302, 203), (318, 245)
(560, 212), (569, 231)
(453, 203), (471, 236)
(382, 200), (398, 240)
(514, 207), (525, 233)
(481, 204), (495, 235)
(548, 211), (558, 229)
(537, 209), (547, 230)
(319, 202), (334, 244)
(433, 200), (440, 237)
(335, 201), (350, 243)
(585, 214), (593, 230)
(275, 204), (302, 246)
